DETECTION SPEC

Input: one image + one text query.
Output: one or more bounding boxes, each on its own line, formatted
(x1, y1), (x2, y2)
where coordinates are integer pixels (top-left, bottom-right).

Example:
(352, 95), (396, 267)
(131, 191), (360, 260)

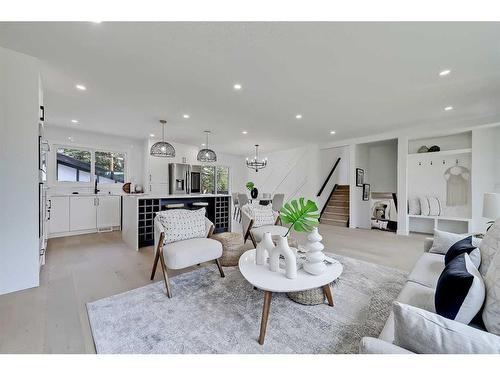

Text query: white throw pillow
(427, 196), (441, 216)
(478, 218), (500, 277)
(157, 208), (206, 244)
(393, 302), (500, 354)
(483, 250), (500, 335)
(429, 229), (481, 255)
(419, 196), (430, 216)
(243, 203), (275, 228)
(408, 198), (421, 215)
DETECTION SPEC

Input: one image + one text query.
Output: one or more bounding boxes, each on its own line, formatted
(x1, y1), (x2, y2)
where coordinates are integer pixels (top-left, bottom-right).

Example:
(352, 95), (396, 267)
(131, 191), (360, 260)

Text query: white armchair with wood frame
(150, 213), (224, 298)
(240, 204), (288, 248)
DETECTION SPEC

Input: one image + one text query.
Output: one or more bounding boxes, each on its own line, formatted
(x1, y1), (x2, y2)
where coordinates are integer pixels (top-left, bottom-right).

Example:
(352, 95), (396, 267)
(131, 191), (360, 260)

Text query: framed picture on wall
(362, 183), (370, 201)
(356, 168), (364, 187)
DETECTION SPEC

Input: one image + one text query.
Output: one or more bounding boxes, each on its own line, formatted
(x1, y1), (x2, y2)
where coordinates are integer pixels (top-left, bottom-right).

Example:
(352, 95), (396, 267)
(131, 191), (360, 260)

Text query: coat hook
(418, 161), (422, 166)
(456, 159), (459, 165)
(442, 160), (445, 165)
(430, 161), (433, 166)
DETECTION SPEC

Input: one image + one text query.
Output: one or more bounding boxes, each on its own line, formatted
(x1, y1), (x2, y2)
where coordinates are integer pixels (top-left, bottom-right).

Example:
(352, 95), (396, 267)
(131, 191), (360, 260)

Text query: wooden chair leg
(159, 249), (172, 298)
(215, 258), (225, 278)
(249, 232), (257, 248)
(150, 233), (164, 280)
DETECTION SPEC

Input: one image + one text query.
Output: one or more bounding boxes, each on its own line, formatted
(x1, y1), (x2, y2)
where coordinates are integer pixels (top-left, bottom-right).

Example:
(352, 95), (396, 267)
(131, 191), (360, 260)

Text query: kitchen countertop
(49, 193), (123, 197)
(122, 193), (231, 199)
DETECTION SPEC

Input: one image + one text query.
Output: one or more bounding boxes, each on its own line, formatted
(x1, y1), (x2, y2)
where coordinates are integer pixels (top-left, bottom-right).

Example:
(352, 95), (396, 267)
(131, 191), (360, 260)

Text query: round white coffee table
(238, 249), (343, 345)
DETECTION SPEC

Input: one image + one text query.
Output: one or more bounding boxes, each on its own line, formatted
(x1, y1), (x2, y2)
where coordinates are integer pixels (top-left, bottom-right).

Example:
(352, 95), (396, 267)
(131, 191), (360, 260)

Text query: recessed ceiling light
(444, 106), (454, 111)
(183, 114), (190, 119)
(330, 130), (336, 135)
(295, 114), (303, 119)
(149, 134), (155, 137)
(71, 119), (78, 123)
(201, 143), (206, 146)
(242, 131), (248, 135)
(91, 21), (102, 24)
(233, 83), (242, 90)
(76, 84), (86, 91)
(439, 69), (451, 76)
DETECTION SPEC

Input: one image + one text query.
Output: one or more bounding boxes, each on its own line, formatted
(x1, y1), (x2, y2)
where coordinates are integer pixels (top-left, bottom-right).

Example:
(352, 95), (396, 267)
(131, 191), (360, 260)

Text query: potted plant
(265, 198), (321, 279)
(246, 181), (258, 199)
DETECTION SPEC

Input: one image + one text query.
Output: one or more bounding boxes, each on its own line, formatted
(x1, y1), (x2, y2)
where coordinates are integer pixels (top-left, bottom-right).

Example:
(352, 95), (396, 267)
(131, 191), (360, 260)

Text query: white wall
(351, 140), (398, 229)
(246, 145), (321, 205)
(45, 126), (145, 195)
(367, 139), (398, 193)
(316, 146), (349, 210)
(472, 126), (500, 232)
(0, 47), (40, 295)
(353, 143), (371, 229)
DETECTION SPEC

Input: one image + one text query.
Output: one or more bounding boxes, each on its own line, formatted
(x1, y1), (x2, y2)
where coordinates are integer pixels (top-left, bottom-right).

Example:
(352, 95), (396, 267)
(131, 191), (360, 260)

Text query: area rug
(86, 254), (407, 354)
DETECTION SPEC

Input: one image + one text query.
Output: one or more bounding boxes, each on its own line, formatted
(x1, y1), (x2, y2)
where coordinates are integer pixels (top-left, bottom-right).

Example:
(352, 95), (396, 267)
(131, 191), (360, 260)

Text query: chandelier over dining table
(246, 144), (267, 172)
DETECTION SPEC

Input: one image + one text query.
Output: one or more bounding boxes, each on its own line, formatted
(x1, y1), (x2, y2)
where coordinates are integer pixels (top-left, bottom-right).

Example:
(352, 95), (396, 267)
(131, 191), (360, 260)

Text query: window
(201, 166), (215, 194)
(216, 166), (229, 194)
(95, 151), (125, 184)
(200, 165), (230, 194)
(55, 146), (127, 184)
(56, 147), (91, 182)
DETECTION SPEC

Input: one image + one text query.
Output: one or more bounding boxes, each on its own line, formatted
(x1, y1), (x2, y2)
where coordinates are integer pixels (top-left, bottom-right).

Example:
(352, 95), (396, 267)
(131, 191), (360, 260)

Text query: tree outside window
(95, 151), (125, 183)
(201, 166), (215, 194)
(216, 166), (229, 194)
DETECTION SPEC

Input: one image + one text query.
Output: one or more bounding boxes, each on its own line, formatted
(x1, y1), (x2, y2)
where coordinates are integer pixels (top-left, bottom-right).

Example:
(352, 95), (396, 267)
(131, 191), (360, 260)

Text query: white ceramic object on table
(303, 227), (326, 275)
(256, 232), (274, 265)
(269, 236), (297, 279)
(239, 249), (343, 292)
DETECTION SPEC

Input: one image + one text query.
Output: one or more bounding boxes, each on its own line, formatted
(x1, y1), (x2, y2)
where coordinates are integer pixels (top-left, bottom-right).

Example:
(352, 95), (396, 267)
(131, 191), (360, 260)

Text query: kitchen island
(122, 194), (231, 251)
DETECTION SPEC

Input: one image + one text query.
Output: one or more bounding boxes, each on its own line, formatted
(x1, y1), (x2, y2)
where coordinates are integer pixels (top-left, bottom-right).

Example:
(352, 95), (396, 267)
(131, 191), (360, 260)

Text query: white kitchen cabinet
(149, 183), (169, 195)
(70, 196), (97, 231)
(48, 196), (70, 234)
(97, 196), (121, 229)
(149, 156), (168, 184)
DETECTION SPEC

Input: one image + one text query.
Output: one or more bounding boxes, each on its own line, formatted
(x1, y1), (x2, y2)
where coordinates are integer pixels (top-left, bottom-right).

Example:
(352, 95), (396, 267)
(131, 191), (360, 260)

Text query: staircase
(320, 185), (350, 227)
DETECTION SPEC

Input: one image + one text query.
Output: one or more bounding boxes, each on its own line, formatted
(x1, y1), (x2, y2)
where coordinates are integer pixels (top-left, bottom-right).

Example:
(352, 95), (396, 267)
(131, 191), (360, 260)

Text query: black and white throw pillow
(435, 253), (486, 324)
(444, 236), (481, 269)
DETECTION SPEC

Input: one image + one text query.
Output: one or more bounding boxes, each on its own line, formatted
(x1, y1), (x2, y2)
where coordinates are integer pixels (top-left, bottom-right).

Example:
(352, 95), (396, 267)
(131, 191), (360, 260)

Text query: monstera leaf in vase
(280, 198), (320, 237)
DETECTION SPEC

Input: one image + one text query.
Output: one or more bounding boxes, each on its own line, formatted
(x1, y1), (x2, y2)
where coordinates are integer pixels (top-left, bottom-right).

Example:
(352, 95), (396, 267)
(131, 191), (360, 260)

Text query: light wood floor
(0, 223), (427, 353)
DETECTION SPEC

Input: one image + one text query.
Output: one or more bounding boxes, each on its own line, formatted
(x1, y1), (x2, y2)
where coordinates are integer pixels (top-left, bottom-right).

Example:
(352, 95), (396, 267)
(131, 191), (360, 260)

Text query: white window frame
(215, 165), (231, 195)
(53, 144), (128, 186)
(94, 148), (128, 185)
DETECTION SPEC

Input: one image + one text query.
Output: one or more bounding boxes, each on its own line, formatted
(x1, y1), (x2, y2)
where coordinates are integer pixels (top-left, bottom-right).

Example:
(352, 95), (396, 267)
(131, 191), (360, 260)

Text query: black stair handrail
(320, 184), (339, 218)
(317, 157), (341, 197)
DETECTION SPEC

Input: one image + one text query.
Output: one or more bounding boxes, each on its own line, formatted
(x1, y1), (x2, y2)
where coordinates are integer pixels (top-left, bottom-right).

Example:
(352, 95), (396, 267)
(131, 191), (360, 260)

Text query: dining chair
(237, 193), (249, 222)
(272, 193), (285, 212)
(231, 192), (240, 220)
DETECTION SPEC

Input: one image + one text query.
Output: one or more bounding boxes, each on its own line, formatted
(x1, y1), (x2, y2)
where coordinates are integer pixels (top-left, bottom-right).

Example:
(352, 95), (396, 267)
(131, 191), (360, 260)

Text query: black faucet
(94, 178), (100, 194)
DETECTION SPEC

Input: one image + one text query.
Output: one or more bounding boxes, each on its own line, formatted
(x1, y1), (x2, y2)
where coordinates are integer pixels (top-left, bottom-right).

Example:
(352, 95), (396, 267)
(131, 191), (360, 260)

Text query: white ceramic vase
(256, 232), (274, 265)
(269, 236), (297, 279)
(303, 227), (326, 275)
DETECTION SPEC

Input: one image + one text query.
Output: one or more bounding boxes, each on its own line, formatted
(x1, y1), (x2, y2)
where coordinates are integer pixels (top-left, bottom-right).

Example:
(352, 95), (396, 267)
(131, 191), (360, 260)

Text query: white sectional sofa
(359, 235), (500, 354)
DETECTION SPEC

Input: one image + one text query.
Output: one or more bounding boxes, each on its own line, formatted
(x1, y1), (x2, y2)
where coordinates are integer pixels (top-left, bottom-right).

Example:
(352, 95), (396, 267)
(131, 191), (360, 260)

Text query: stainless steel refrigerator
(168, 163), (191, 194)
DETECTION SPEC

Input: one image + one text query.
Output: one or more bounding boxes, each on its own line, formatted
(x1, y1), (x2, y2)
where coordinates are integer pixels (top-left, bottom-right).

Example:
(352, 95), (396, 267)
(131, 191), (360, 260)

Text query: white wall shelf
(408, 214), (471, 234)
(407, 148), (472, 158)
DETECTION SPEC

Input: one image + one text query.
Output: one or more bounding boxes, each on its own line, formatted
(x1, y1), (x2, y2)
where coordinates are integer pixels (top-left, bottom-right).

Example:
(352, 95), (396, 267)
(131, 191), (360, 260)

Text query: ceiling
(1, 22), (500, 155)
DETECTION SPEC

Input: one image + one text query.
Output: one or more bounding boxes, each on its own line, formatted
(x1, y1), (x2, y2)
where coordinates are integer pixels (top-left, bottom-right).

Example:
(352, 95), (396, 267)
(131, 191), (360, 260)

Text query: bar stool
(191, 202), (209, 209)
(164, 203), (185, 209)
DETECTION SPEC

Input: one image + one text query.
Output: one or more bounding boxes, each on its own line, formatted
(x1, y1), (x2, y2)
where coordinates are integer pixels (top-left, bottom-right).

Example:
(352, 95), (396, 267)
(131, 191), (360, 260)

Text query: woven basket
(287, 280), (337, 305)
(211, 232), (244, 267)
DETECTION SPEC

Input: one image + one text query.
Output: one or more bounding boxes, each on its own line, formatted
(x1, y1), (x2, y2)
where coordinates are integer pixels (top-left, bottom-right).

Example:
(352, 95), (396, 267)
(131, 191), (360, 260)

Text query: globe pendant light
(197, 130), (217, 162)
(150, 120), (175, 157)
(246, 144), (267, 172)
